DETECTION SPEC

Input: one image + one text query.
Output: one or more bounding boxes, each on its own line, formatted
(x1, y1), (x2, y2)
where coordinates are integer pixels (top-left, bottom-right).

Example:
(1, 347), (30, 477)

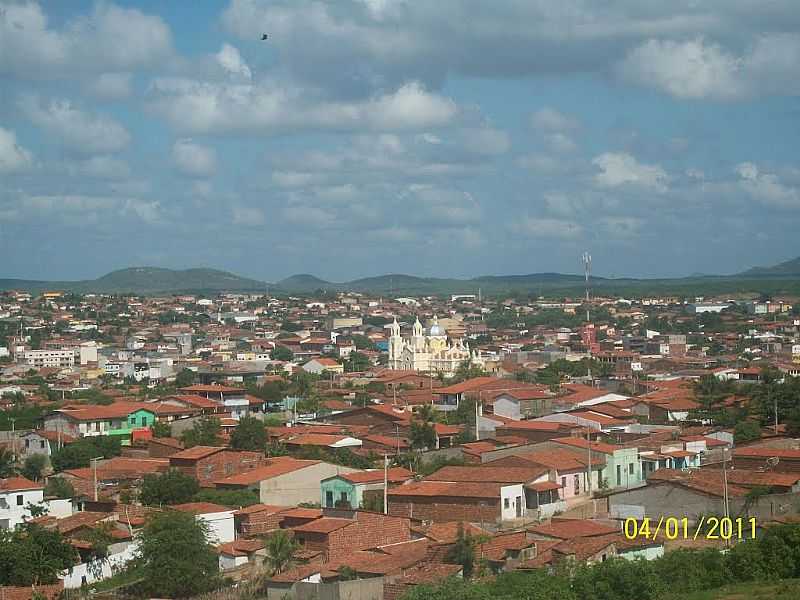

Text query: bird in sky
(261, 33), (269, 40)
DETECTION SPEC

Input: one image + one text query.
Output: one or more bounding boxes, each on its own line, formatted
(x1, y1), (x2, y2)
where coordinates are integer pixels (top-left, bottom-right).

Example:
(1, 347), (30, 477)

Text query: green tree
(446, 523), (476, 578)
(44, 477), (75, 499)
(151, 420), (172, 438)
(50, 437), (122, 472)
(734, 420), (762, 444)
(0, 523), (76, 586)
(174, 368), (197, 388)
(344, 351), (370, 373)
(139, 469), (200, 506)
(270, 345), (294, 361)
(134, 510), (221, 598)
(410, 420), (436, 451)
(193, 488), (260, 507)
(264, 530), (298, 575)
(351, 335), (376, 350)
(21, 454), (46, 481)
(0, 447), (15, 477)
(230, 416), (267, 451)
(181, 416), (221, 448)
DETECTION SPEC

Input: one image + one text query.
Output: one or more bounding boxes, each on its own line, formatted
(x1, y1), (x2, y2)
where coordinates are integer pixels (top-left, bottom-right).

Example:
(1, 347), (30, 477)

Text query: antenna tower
(582, 252), (591, 322)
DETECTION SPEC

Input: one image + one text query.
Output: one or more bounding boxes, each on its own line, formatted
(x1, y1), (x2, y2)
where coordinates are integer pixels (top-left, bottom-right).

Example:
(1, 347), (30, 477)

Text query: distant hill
(0, 267), (267, 294)
(2, 258), (800, 296)
(738, 256), (800, 277)
(276, 274), (333, 293)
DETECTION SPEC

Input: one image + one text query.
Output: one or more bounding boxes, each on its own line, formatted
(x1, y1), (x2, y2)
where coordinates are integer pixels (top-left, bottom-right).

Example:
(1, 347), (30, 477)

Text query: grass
(674, 579), (800, 600)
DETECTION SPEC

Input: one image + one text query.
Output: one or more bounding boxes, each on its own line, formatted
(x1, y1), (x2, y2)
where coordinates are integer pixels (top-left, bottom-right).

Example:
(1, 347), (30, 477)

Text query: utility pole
(383, 454), (389, 514)
(91, 456), (104, 502)
(10, 418), (17, 462)
(722, 448), (730, 548)
(475, 391), (481, 441)
(586, 428), (593, 496)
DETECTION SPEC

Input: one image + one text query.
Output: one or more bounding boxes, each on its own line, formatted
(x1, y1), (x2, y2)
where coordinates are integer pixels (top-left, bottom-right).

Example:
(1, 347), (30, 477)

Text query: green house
(127, 408), (157, 429)
(553, 438), (644, 490)
(321, 468), (413, 509)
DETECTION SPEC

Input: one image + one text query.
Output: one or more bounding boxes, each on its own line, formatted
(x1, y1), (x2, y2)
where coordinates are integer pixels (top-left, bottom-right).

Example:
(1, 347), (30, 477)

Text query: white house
(302, 357), (344, 375)
(174, 502), (235, 544)
(0, 476), (44, 530)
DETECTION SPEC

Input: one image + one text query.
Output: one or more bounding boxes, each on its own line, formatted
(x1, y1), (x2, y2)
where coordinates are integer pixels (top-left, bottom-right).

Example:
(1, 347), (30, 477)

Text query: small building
(213, 457), (359, 506)
(173, 502), (235, 544)
(302, 358), (344, 375)
(0, 476), (44, 530)
(321, 468), (413, 509)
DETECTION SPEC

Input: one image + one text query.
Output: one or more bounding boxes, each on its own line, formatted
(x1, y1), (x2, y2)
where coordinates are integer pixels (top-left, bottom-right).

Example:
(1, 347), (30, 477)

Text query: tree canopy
(0, 523), (76, 586)
(180, 416), (222, 448)
(230, 416), (267, 451)
(139, 469), (200, 506)
(133, 510), (221, 598)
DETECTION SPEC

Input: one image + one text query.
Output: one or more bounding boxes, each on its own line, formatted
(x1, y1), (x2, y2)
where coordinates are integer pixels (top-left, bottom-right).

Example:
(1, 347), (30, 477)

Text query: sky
(1, 0), (799, 283)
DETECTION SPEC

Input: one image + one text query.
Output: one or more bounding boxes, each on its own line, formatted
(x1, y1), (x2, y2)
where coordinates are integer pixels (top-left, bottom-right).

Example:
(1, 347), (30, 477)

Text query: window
(616, 465), (621, 486)
(40, 440), (45, 449)
(25, 439), (30, 448)
(339, 492), (349, 506)
(561, 476), (567, 491)
(95, 422), (101, 432)
(325, 491), (334, 508)
(574, 475), (580, 495)
(629, 463), (634, 475)
(17, 494), (24, 506)
(504, 498), (510, 509)
(142, 416), (147, 426)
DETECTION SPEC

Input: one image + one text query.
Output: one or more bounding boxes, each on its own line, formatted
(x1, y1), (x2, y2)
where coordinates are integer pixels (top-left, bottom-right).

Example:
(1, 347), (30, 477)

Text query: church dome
(429, 316), (445, 337)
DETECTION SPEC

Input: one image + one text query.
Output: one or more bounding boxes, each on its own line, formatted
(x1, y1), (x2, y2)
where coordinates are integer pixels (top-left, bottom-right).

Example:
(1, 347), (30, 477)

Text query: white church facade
(387, 316), (483, 377)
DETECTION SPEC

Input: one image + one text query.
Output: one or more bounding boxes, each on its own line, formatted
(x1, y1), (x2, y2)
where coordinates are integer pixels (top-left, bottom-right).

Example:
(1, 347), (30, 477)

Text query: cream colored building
(387, 315), (482, 376)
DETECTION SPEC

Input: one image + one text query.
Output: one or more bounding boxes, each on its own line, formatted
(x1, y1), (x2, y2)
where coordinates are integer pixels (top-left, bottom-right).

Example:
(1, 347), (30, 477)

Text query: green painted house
(321, 467), (413, 509)
(553, 438), (644, 490)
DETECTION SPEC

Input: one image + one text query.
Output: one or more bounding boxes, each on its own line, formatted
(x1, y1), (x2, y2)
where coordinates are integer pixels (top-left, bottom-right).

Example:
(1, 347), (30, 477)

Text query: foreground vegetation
(402, 524), (800, 600)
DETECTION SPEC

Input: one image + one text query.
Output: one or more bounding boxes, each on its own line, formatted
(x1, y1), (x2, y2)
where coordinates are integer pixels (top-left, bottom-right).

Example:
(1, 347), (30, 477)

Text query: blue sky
(1, 1), (799, 282)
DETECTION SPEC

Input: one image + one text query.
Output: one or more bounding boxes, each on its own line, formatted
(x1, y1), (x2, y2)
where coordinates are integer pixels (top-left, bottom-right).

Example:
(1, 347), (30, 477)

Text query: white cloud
(513, 217), (583, 239)
(0, 127), (34, 173)
(20, 194), (162, 223)
(147, 78), (457, 134)
(545, 133), (577, 154)
(87, 72), (132, 100)
(531, 107), (579, 132)
(172, 139), (217, 177)
(735, 162), (800, 209)
(71, 155), (131, 180)
(19, 96), (130, 154)
(216, 43), (251, 80)
(617, 34), (800, 99)
(0, 1), (172, 78)
(592, 152), (668, 192)
(232, 206), (265, 226)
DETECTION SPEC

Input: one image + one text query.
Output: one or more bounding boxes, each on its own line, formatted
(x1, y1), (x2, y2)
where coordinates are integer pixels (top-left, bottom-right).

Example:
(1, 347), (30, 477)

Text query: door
(516, 496), (522, 518)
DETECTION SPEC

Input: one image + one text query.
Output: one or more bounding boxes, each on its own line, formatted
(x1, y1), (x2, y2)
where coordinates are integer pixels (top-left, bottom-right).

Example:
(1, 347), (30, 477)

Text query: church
(387, 315), (483, 377)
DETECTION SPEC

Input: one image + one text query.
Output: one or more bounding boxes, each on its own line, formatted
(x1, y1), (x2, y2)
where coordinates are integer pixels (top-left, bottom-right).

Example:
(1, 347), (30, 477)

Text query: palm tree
(264, 530), (298, 575)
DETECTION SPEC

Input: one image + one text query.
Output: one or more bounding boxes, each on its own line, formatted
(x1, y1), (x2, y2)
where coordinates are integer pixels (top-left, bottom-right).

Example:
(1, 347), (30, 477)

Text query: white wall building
(24, 349), (75, 368)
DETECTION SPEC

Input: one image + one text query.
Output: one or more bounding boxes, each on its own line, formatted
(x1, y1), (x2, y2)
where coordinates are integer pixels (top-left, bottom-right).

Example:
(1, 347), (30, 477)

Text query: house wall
(500, 484), (526, 520)
(171, 450), (264, 486)
(260, 463), (359, 506)
(325, 512), (411, 561)
(61, 540), (139, 589)
(388, 497), (500, 524)
(619, 545), (664, 561)
(198, 511), (235, 544)
(608, 484), (724, 521)
(0, 488), (44, 529)
(320, 478), (357, 508)
(219, 554), (249, 571)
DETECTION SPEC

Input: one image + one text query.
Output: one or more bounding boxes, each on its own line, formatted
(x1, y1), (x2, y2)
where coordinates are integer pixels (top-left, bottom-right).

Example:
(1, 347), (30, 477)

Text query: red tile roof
(425, 465), (548, 484)
(388, 480), (504, 500)
(0, 476), (43, 492)
(529, 518), (620, 540)
(172, 502), (232, 514)
(292, 517), (352, 534)
(338, 468), (412, 484)
(213, 458), (319, 486)
(169, 446), (225, 460)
